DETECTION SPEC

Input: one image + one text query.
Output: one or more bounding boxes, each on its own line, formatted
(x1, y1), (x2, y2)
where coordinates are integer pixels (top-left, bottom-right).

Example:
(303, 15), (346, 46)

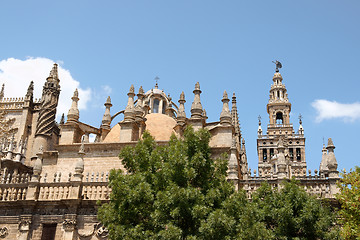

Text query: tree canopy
(98, 127), (340, 240)
(337, 166), (360, 240)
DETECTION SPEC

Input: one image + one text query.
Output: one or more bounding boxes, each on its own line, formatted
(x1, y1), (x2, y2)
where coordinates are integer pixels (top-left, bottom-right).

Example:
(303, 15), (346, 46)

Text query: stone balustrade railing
(82, 182), (111, 200)
(0, 171), (112, 202)
(0, 183), (28, 201)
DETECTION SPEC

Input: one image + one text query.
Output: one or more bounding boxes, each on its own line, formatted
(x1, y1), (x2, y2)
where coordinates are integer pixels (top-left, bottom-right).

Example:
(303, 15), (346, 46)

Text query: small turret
(190, 82), (203, 119)
(101, 96), (112, 129)
(220, 90), (231, 126)
(67, 89), (80, 122)
(177, 91), (186, 126)
(319, 145), (328, 175)
(326, 138), (338, 173)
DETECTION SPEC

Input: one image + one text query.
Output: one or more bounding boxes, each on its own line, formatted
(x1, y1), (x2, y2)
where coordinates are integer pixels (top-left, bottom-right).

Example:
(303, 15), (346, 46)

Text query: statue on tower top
(272, 60), (282, 72)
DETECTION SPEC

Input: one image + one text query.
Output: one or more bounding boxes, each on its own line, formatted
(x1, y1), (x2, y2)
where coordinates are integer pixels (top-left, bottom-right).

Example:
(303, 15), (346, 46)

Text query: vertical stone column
(62, 215), (77, 240)
(18, 215), (32, 240)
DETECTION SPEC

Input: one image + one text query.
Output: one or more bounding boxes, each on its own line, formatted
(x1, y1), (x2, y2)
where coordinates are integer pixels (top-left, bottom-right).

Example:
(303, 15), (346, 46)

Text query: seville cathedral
(0, 63), (339, 240)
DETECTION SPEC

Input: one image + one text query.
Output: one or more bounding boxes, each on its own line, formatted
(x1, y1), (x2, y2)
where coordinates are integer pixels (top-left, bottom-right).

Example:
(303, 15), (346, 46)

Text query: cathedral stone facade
(0, 64), (339, 239)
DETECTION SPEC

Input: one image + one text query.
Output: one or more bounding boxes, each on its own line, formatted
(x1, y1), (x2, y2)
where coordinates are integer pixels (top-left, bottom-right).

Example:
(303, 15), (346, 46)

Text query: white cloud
(101, 85), (112, 95)
(0, 57), (91, 120)
(312, 99), (360, 122)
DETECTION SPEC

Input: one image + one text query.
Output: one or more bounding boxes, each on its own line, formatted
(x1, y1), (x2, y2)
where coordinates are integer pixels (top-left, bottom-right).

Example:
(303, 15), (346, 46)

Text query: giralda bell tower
(257, 62), (306, 178)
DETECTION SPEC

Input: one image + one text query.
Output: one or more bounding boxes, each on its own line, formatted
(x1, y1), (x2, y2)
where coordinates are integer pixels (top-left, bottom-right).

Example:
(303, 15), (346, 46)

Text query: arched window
(276, 112), (283, 125)
(153, 99), (160, 113)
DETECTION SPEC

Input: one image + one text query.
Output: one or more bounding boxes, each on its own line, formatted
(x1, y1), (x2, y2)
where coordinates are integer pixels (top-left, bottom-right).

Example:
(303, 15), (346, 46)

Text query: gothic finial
(298, 114), (302, 125)
(105, 96), (112, 105)
(73, 88), (79, 98)
(25, 81), (34, 100)
(180, 91), (185, 101)
(129, 84), (135, 94)
(258, 115), (262, 125)
(327, 138), (335, 150)
(0, 83), (4, 100)
(231, 93), (241, 135)
(60, 113), (65, 124)
(272, 60), (282, 72)
(138, 86), (144, 95)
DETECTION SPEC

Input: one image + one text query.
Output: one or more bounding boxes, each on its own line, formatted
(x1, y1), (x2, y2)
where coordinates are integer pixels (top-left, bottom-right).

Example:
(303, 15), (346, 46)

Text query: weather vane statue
(272, 60), (282, 72)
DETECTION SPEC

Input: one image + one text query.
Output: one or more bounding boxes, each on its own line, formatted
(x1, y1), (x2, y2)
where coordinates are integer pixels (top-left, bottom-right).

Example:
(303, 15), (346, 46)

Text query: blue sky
(0, 1), (359, 172)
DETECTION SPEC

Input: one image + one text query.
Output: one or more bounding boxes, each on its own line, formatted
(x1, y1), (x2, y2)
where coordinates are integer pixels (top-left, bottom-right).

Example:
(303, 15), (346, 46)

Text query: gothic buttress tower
(32, 64), (61, 157)
(257, 64), (306, 178)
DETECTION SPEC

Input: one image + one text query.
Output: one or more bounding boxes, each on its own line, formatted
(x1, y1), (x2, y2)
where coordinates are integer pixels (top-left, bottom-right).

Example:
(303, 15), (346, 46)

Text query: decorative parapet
(240, 174), (339, 199)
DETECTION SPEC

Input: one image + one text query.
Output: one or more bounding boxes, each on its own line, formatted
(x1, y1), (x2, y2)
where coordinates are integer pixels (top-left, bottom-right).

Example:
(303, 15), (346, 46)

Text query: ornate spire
(35, 64), (61, 137)
(190, 82), (203, 119)
(67, 89), (80, 122)
(220, 90), (231, 125)
(124, 85), (135, 122)
(48, 63), (59, 82)
(101, 96), (112, 129)
(0, 83), (4, 100)
(25, 81), (34, 100)
(177, 91), (186, 124)
(231, 93), (241, 135)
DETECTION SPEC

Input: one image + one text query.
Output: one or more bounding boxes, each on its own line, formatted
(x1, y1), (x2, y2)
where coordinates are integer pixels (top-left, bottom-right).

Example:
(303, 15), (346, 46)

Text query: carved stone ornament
(77, 223), (108, 239)
(62, 219), (77, 231)
(0, 227), (8, 238)
(19, 220), (32, 232)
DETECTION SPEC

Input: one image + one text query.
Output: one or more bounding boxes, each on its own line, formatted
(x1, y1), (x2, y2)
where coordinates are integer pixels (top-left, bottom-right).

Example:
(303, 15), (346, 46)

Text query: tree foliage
(252, 179), (341, 240)
(98, 127), (340, 240)
(337, 166), (360, 240)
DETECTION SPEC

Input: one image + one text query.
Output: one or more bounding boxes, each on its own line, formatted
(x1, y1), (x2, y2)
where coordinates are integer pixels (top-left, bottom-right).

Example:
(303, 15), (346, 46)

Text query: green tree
(337, 166), (360, 240)
(252, 179), (341, 240)
(98, 127), (261, 240)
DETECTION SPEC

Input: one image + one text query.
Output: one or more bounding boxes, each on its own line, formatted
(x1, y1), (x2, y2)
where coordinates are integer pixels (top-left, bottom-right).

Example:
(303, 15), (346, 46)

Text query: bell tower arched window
(276, 112), (283, 125)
